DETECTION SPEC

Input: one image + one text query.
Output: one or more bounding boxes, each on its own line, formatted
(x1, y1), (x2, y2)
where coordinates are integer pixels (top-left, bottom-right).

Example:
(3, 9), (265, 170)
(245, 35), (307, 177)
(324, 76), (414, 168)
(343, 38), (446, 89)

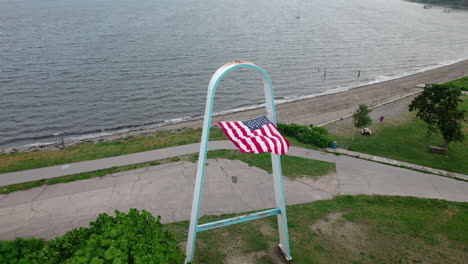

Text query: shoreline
(2, 59), (468, 154)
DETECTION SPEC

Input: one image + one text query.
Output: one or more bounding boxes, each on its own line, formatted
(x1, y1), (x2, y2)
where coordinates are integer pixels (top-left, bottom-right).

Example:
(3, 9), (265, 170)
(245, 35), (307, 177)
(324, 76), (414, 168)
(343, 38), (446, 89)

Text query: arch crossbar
(185, 61), (292, 263)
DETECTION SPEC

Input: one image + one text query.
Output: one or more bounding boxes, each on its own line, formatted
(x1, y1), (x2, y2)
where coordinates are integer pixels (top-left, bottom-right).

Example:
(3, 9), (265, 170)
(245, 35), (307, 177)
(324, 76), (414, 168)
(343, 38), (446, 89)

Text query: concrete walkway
(0, 141), (235, 186)
(1, 141), (336, 186)
(0, 142), (467, 240)
(326, 148), (468, 181)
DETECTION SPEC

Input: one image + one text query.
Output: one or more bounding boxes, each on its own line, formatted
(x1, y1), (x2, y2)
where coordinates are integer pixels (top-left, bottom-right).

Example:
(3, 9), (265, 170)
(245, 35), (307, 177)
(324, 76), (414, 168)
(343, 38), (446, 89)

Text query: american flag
(218, 116), (290, 155)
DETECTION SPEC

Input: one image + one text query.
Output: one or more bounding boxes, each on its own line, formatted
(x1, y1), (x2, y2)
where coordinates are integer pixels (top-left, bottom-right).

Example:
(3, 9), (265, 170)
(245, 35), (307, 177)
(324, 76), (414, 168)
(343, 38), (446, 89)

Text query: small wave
(4, 56), (468, 151)
(163, 116), (191, 123)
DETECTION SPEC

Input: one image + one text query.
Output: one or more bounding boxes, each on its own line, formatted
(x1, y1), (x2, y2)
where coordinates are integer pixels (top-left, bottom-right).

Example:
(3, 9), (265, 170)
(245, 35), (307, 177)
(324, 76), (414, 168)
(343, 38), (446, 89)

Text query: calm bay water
(1, 0), (468, 148)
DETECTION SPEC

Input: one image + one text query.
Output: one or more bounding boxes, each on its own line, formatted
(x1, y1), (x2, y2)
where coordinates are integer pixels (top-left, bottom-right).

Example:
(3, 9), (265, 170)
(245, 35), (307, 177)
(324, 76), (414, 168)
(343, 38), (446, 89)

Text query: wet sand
(4, 59), (468, 153)
(154, 59), (468, 128)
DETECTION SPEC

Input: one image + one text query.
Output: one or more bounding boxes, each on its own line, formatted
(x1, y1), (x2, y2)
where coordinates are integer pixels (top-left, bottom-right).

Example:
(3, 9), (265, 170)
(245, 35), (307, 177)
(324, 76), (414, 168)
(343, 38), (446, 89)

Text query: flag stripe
(237, 122), (266, 153)
(232, 122), (255, 153)
(267, 124), (289, 155)
(224, 122), (250, 152)
(254, 127), (273, 152)
(217, 116), (289, 155)
(219, 122), (244, 152)
(260, 127), (275, 152)
(262, 124), (282, 155)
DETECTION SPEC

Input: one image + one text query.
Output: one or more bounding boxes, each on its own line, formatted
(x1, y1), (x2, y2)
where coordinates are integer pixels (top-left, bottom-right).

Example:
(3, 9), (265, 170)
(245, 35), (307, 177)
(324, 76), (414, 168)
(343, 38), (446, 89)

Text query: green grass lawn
(0, 128), (227, 174)
(0, 127), (314, 174)
(167, 195), (468, 264)
(0, 151), (335, 194)
(444, 76), (468, 91)
(329, 96), (468, 174)
(206, 149), (335, 180)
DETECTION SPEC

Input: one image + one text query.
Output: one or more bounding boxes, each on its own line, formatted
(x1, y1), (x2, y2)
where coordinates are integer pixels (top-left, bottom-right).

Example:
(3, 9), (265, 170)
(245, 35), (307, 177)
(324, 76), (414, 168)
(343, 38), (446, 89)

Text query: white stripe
(255, 136), (269, 152)
(263, 124), (282, 155)
(236, 122), (261, 153)
(268, 124), (289, 154)
(232, 122), (255, 152)
(245, 137), (259, 153)
(219, 122), (249, 152)
(255, 127), (275, 153)
(236, 122), (254, 137)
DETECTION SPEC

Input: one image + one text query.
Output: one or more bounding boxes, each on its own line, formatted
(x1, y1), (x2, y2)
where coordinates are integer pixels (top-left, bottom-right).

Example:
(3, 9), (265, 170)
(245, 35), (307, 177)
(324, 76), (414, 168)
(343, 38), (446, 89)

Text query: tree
(352, 104), (372, 140)
(409, 84), (465, 148)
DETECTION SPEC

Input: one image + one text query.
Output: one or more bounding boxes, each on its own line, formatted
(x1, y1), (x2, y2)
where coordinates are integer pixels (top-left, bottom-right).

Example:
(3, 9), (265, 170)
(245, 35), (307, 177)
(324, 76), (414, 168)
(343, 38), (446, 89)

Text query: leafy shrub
(278, 123), (334, 148)
(0, 238), (45, 264)
(2, 209), (184, 264)
(311, 126), (329, 135)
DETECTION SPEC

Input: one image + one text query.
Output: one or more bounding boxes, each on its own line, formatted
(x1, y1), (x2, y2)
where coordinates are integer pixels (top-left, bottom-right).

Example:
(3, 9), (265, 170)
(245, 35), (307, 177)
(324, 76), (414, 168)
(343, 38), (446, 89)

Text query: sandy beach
(4, 59), (468, 153)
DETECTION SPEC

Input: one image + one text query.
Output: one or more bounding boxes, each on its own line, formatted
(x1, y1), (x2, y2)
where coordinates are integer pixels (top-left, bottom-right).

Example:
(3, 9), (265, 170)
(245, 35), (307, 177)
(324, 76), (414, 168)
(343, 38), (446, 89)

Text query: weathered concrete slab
(0, 158), (336, 240)
(336, 156), (468, 202)
(1, 146), (467, 241)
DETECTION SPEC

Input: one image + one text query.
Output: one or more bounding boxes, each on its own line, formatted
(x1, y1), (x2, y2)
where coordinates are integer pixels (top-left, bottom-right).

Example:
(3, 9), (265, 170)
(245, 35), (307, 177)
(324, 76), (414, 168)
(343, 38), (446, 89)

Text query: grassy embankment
(0, 125), (323, 193)
(0, 128), (226, 174)
(0, 128), (316, 175)
(328, 95), (468, 175)
(167, 195), (467, 264)
(445, 76), (468, 91)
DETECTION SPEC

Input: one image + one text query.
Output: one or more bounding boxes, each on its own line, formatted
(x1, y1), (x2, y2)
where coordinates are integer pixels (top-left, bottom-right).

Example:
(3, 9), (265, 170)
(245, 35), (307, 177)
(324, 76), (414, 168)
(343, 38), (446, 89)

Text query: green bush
(311, 126), (329, 135)
(1, 209), (184, 264)
(278, 123), (334, 148)
(0, 238), (45, 264)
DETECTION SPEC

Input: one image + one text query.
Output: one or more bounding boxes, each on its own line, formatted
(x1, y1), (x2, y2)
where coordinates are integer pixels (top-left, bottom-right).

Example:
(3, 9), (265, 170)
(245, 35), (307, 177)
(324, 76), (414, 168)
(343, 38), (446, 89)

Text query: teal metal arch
(185, 60), (292, 263)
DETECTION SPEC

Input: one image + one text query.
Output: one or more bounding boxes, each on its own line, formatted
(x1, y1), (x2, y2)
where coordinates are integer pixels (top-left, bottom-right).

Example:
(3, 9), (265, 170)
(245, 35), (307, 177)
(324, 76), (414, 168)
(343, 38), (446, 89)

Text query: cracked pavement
(1, 147), (467, 241)
(0, 158), (335, 240)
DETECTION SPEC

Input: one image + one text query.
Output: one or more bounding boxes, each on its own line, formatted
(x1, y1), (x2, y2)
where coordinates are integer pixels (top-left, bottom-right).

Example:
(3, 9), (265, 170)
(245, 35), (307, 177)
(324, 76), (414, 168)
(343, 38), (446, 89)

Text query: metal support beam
(197, 208), (281, 232)
(185, 60), (292, 263)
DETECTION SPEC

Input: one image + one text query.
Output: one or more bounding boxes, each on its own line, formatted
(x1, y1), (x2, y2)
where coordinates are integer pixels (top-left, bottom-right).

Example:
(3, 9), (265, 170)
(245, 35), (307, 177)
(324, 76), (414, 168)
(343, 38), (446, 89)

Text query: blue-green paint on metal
(188, 64), (277, 262)
(274, 153), (291, 254)
(196, 208), (281, 232)
(185, 61), (291, 263)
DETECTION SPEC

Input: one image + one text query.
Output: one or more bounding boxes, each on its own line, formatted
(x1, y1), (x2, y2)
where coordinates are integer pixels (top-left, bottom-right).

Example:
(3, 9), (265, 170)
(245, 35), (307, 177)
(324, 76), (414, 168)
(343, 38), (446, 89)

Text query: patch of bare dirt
(310, 212), (368, 255)
(296, 172), (339, 195)
(309, 212), (467, 264)
(225, 251), (267, 264)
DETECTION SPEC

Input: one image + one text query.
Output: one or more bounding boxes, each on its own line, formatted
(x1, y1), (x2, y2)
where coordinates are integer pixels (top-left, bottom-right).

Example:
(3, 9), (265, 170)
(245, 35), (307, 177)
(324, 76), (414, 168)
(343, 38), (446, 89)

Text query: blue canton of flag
(218, 116), (290, 155)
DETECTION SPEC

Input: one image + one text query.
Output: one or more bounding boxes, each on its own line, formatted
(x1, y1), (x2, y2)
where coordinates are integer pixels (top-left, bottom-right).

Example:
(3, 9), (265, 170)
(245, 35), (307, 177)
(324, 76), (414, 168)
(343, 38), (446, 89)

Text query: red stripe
(250, 136), (264, 154)
(219, 120), (289, 155)
(266, 124), (285, 155)
(248, 127), (266, 153)
(230, 122), (254, 153)
(234, 122), (261, 153)
(218, 122), (242, 151)
(271, 123), (290, 149)
(263, 124), (282, 155)
(270, 123), (290, 149)
(222, 122), (245, 151)
(254, 127), (273, 152)
(268, 124), (289, 154)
